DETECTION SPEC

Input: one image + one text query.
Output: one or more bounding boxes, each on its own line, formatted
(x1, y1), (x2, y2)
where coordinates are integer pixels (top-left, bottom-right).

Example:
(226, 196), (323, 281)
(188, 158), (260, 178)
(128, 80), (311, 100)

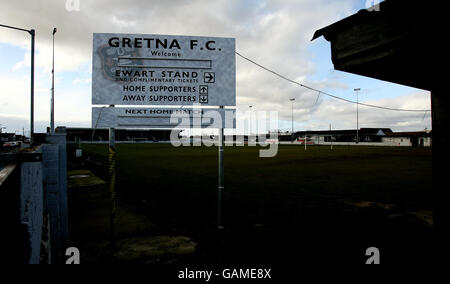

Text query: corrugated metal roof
(294, 128), (393, 136)
(385, 131), (432, 137)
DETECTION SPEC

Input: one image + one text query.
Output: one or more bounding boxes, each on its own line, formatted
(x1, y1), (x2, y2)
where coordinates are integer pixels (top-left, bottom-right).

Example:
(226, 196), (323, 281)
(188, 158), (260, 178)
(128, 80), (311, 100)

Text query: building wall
(419, 137), (432, 147)
(20, 158), (44, 264)
(1, 131), (69, 264)
(381, 137), (411, 146)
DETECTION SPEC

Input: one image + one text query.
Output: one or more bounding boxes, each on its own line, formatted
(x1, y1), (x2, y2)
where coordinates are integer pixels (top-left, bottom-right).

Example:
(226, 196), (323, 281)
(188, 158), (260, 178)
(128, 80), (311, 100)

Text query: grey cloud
(1, 0), (430, 133)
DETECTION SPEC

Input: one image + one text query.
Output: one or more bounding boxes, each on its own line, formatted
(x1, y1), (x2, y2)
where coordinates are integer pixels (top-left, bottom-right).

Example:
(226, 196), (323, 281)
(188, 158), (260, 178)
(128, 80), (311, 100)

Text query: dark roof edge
(311, 0), (413, 42)
(312, 8), (374, 41)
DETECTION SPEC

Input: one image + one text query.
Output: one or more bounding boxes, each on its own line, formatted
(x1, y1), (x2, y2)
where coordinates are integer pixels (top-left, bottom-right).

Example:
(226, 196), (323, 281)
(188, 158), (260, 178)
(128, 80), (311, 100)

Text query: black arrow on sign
(205, 73), (214, 83)
(200, 96), (208, 103)
(200, 86), (208, 93)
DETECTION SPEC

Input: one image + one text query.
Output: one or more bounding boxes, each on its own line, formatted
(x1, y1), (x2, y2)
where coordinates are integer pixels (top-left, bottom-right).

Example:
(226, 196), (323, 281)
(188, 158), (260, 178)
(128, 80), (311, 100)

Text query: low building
(65, 127), (178, 143)
(0, 133), (27, 147)
(382, 131), (432, 147)
(294, 128), (393, 144)
(277, 128), (431, 147)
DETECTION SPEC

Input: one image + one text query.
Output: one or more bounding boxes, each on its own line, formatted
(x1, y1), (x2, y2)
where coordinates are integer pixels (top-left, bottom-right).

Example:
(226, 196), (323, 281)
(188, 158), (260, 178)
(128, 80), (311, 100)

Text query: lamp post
(0, 24), (35, 145)
(354, 88), (361, 144)
(290, 98), (295, 142)
(249, 105), (253, 138)
(51, 28), (57, 134)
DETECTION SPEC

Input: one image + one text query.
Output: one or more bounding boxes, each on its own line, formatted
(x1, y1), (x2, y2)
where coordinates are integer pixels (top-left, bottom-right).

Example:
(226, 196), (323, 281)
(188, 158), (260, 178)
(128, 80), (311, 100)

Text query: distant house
(0, 133), (27, 143)
(382, 131), (432, 147)
(276, 128), (432, 147)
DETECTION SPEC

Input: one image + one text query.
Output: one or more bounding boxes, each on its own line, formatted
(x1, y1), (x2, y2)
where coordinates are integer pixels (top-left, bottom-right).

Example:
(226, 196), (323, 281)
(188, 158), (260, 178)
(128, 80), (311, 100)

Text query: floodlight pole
(0, 24), (35, 144)
(30, 30), (35, 144)
(290, 98), (295, 142)
(218, 106), (225, 230)
(354, 88), (361, 144)
(51, 28), (57, 134)
(0, 24), (35, 145)
(249, 105), (253, 140)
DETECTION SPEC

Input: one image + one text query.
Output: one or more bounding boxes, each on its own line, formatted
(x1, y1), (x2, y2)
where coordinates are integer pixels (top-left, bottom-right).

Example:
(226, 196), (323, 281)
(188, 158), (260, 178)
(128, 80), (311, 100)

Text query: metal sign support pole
(109, 127), (117, 248)
(218, 106), (225, 230)
(51, 28), (56, 134)
(30, 29), (35, 144)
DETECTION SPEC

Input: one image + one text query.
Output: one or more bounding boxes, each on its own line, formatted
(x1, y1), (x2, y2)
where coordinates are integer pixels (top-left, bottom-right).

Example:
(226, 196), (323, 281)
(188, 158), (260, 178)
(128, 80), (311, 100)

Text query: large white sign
(92, 33), (236, 106)
(92, 107), (236, 129)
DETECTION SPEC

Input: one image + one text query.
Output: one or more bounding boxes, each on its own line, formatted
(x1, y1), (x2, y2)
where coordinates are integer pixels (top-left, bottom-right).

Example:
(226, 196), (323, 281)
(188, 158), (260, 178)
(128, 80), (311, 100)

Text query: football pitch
(69, 144), (433, 264)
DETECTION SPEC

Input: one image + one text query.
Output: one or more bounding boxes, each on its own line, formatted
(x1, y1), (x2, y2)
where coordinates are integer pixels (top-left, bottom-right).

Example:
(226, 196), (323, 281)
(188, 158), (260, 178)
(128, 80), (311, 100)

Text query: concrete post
(20, 158), (43, 264)
(42, 127), (68, 263)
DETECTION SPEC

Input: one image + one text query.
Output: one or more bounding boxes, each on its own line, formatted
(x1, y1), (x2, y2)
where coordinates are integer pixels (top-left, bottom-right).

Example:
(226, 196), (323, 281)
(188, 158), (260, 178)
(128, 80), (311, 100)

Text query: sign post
(218, 106), (225, 230)
(92, 107), (235, 129)
(92, 33), (235, 107)
(92, 33), (236, 234)
(108, 127), (117, 248)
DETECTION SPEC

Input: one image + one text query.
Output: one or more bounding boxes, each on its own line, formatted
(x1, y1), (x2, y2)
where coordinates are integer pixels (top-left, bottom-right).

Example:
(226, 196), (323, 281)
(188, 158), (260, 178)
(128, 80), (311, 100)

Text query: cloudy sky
(0, 0), (431, 135)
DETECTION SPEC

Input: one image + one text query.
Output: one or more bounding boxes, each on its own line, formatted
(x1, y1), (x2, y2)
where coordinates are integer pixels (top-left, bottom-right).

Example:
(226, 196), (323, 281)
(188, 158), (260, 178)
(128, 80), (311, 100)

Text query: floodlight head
(354, 88), (361, 91)
(53, 28), (57, 35)
(290, 98), (295, 101)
